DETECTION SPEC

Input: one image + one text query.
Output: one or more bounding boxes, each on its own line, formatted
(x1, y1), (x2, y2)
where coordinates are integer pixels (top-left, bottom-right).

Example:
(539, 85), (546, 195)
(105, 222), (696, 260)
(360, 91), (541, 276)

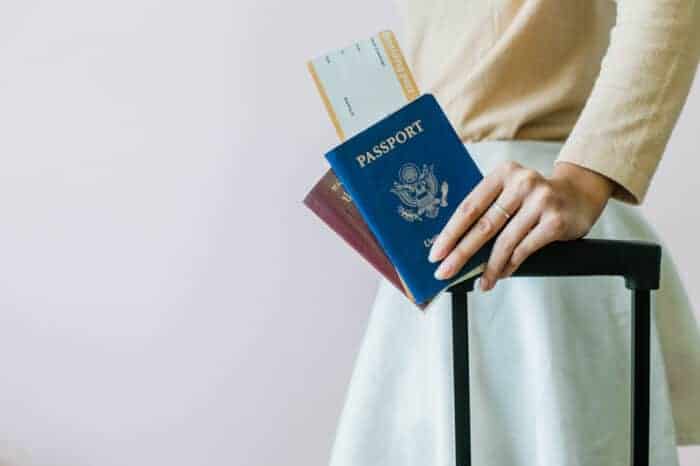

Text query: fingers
(433, 189), (521, 280)
(430, 161), (568, 284)
(479, 198), (542, 290)
(428, 173), (501, 263)
(499, 213), (563, 279)
(429, 161), (519, 263)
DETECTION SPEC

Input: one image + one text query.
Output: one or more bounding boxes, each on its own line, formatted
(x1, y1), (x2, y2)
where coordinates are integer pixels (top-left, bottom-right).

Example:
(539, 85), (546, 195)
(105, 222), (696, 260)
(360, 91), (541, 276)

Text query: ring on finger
(492, 200), (513, 220)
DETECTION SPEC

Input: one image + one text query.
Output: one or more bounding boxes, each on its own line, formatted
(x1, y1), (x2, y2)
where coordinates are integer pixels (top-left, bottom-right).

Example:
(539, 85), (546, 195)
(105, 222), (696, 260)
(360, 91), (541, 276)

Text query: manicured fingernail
(428, 239), (443, 263)
(434, 260), (452, 280)
(428, 247), (441, 263)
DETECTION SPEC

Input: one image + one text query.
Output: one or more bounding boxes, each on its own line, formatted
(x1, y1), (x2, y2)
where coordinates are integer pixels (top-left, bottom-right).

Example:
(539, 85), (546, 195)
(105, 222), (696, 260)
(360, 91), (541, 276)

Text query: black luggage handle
(447, 238), (661, 466)
(448, 238), (661, 292)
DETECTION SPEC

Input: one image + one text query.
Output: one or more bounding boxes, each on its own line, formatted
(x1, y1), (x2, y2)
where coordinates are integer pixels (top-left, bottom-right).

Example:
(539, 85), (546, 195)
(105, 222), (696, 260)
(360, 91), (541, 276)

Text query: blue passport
(325, 93), (493, 305)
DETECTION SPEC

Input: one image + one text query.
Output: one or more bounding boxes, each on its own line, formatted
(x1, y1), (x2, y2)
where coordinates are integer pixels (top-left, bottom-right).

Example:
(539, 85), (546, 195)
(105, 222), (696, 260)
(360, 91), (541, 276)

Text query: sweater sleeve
(554, 0), (700, 205)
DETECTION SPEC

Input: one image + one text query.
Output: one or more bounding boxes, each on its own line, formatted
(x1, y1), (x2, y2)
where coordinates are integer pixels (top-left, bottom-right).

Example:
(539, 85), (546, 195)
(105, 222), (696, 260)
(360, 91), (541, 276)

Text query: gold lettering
(355, 119), (427, 168)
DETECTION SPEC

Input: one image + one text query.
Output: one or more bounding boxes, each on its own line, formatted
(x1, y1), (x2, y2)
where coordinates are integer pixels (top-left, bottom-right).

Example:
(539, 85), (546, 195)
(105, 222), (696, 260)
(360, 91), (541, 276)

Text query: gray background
(0, 1), (697, 465)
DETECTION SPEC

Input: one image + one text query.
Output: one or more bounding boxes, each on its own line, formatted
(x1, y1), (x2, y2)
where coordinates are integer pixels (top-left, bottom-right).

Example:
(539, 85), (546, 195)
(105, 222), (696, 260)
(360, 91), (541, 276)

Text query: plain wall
(0, 1), (697, 465)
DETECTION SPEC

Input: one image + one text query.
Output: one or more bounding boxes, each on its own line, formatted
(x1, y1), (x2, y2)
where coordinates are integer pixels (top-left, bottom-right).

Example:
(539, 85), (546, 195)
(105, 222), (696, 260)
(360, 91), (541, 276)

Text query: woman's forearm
(553, 0), (700, 205)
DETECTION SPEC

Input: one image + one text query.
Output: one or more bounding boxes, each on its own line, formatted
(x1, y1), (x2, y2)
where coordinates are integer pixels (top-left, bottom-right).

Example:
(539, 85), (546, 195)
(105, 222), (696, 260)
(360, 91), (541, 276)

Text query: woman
(328, 1), (700, 465)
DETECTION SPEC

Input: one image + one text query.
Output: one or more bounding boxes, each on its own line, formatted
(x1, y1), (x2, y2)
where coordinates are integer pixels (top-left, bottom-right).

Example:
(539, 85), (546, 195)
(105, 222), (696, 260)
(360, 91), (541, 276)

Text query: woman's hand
(428, 160), (617, 291)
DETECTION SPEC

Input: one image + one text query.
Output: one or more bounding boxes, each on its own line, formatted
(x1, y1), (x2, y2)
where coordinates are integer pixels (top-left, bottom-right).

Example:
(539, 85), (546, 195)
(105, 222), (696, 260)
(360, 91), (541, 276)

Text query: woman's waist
(464, 139), (564, 177)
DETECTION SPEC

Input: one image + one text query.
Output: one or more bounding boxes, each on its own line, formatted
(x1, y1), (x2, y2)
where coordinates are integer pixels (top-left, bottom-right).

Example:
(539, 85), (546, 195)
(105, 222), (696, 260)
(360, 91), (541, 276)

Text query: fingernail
(428, 241), (443, 263)
(480, 276), (490, 291)
(434, 260), (452, 280)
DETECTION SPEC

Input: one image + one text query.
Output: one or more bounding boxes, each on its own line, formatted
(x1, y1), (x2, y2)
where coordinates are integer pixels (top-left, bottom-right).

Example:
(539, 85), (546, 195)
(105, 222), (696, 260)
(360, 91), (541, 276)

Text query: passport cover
(303, 171), (407, 299)
(325, 94), (493, 305)
(303, 174), (429, 309)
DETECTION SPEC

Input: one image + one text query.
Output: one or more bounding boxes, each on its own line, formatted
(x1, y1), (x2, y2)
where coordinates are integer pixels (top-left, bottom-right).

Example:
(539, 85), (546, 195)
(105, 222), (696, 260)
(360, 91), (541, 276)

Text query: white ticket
(307, 30), (420, 140)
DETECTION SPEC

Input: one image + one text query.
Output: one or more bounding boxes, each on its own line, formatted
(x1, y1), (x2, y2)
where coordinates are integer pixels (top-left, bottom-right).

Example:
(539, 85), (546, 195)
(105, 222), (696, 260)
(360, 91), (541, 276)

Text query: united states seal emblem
(390, 162), (448, 222)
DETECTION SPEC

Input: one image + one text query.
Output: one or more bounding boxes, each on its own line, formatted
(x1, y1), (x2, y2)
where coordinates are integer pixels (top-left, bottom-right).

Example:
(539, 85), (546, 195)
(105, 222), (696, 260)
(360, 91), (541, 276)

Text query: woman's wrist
(551, 161), (615, 214)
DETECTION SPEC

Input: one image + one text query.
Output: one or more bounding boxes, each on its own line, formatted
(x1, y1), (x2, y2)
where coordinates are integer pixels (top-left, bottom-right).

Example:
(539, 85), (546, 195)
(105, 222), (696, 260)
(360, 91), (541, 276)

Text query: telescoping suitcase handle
(447, 238), (661, 466)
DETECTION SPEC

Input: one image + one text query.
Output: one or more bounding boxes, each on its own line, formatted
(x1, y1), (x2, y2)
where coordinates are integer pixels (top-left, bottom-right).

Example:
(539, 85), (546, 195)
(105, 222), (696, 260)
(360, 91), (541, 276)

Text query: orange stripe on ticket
(379, 31), (420, 102)
(307, 61), (346, 141)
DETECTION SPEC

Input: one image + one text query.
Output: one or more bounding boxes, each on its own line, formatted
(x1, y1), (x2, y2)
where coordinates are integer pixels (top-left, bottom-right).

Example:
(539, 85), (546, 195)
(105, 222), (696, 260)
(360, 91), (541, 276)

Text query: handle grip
(448, 238), (661, 292)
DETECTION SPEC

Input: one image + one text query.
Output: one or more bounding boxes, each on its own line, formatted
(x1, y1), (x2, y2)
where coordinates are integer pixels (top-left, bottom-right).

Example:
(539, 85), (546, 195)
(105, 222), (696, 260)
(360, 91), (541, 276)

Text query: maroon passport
(303, 170), (427, 309)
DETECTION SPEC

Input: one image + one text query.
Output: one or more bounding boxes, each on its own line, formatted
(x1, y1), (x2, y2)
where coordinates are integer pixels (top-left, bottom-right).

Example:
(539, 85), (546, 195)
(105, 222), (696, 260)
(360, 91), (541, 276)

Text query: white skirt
(328, 140), (700, 466)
